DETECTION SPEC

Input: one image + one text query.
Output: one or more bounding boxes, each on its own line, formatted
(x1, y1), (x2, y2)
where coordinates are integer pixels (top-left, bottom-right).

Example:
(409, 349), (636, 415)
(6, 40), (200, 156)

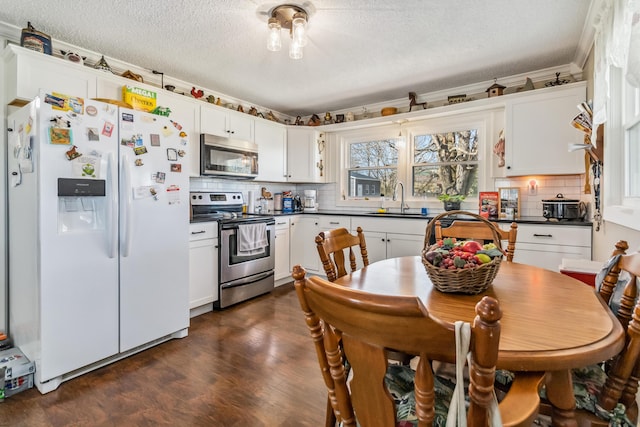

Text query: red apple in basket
(461, 241), (483, 254)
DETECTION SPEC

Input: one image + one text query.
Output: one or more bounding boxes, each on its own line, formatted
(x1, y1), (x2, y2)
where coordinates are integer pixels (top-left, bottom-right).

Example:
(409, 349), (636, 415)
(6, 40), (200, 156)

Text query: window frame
(407, 119), (484, 199)
(603, 66), (640, 230)
(335, 111), (497, 209)
(337, 125), (402, 206)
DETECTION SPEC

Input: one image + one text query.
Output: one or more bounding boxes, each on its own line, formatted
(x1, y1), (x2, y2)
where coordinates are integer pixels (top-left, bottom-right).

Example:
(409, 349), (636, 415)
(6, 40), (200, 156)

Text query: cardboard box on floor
(1, 347), (35, 399)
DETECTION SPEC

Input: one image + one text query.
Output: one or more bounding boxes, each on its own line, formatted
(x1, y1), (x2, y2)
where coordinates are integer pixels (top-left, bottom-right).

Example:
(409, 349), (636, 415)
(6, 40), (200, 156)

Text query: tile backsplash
(494, 175), (588, 217)
(190, 174), (590, 218)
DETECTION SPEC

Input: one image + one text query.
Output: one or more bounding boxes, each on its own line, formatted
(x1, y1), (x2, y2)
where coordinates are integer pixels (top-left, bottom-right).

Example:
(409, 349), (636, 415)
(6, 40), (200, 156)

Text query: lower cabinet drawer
(318, 216), (350, 231)
(514, 224), (591, 247)
(189, 222), (218, 241)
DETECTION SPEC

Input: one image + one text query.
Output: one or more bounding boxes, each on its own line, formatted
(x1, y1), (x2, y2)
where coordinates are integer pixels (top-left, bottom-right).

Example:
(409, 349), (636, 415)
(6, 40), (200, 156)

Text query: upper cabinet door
(200, 104), (254, 141)
(287, 127), (325, 183)
(5, 45), (97, 105)
(255, 119), (287, 182)
(504, 82), (586, 176)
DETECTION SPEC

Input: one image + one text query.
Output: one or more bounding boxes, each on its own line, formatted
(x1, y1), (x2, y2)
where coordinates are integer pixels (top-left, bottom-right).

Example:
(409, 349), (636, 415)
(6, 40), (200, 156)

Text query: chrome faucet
(392, 181), (409, 214)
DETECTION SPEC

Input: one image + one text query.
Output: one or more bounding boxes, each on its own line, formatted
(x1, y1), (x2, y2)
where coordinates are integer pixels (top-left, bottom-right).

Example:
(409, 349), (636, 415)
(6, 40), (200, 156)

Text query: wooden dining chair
(315, 226), (369, 282)
(434, 218), (518, 262)
(539, 240), (640, 426)
(292, 265), (544, 427)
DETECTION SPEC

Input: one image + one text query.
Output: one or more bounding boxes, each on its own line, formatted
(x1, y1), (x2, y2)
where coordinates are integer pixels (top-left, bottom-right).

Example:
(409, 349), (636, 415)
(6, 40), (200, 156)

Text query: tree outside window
(412, 129), (479, 198)
(348, 139), (399, 198)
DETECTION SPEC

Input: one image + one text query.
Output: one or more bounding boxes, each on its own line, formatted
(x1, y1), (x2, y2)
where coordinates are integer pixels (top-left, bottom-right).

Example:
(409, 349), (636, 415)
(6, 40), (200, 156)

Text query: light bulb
(289, 39), (303, 59)
(291, 14), (307, 47)
(267, 18), (282, 52)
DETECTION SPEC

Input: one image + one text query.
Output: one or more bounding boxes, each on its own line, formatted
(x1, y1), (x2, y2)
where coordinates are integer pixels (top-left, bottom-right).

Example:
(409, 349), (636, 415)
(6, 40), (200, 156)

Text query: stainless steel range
(190, 192), (275, 308)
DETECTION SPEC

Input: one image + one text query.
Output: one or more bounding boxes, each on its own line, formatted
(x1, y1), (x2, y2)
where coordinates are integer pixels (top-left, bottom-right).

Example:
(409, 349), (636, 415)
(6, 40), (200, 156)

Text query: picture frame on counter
(498, 187), (520, 219)
(479, 191), (499, 219)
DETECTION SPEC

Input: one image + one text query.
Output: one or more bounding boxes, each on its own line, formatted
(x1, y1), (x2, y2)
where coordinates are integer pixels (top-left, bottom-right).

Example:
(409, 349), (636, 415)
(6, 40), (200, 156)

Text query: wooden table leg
(545, 370), (578, 427)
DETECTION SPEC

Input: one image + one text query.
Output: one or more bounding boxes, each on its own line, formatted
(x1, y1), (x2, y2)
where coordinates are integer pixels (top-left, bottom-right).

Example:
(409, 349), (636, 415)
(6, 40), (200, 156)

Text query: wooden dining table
(332, 256), (626, 427)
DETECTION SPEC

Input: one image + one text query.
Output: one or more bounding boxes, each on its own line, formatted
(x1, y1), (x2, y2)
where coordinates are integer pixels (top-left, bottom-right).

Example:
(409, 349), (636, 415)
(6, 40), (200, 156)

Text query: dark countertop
(265, 210), (592, 227)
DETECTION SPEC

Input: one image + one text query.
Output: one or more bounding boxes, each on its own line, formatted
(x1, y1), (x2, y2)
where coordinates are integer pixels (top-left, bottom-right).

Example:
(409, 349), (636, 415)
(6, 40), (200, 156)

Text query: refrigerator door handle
(107, 153), (118, 258)
(121, 153), (133, 257)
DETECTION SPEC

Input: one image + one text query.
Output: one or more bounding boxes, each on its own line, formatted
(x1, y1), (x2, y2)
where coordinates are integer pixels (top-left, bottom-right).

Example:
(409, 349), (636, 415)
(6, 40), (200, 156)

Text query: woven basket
(422, 210), (504, 294)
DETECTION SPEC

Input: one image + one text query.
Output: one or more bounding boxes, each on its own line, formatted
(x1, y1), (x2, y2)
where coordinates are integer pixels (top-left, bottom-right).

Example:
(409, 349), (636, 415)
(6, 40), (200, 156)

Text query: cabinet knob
(506, 166), (511, 169)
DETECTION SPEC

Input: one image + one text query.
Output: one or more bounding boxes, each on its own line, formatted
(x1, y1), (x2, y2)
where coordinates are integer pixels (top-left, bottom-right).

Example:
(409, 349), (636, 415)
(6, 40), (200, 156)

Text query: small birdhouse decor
(486, 79), (506, 98)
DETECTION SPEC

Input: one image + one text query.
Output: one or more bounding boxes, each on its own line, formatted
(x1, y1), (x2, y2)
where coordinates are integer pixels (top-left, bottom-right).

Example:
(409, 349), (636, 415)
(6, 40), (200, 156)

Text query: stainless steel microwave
(200, 134), (258, 179)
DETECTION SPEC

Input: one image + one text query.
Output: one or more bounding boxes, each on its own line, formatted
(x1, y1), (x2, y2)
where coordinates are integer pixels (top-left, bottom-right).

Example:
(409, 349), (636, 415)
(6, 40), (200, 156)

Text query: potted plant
(437, 194), (466, 211)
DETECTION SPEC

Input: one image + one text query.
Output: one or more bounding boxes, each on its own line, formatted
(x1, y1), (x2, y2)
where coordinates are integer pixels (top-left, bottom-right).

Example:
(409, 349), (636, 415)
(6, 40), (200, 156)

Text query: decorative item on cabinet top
(93, 55), (113, 73)
(60, 50), (86, 65)
(121, 70), (143, 82)
(408, 92), (427, 111)
(20, 22), (52, 55)
(486, 78), (506, 97)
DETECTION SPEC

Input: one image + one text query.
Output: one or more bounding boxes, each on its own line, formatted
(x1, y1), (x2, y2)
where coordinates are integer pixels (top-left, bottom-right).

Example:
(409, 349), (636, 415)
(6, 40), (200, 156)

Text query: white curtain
(592, 0), (640, 144)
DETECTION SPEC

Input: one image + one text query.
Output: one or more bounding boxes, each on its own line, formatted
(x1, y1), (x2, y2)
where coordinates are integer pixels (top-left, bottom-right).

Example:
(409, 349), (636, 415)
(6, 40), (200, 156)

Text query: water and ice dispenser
(57, 178), (106, 233)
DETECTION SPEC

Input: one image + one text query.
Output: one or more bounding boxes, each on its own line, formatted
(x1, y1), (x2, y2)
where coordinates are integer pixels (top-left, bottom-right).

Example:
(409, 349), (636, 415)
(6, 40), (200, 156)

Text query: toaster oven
(542, 194), (586, 220)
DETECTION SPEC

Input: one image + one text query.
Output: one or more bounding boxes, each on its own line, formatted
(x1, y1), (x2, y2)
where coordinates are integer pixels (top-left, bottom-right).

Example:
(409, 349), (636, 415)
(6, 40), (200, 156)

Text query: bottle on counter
(379, 194), (387, 213)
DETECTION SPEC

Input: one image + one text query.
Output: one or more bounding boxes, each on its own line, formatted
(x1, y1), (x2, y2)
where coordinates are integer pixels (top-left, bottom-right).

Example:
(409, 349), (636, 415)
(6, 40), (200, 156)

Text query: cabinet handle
(533, 233), (553, 237)
(276, 221), (287, 225)
(329, 221), (339, 225)
(191, 230), (206, 235)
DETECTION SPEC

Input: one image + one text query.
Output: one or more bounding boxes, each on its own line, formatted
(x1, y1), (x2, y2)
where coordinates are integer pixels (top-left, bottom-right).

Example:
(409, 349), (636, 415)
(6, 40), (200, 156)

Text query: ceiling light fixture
(267, 4), (308, 59)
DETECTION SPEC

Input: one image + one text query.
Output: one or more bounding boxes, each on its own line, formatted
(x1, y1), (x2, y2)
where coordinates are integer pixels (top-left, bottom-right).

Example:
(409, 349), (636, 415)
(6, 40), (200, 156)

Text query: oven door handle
(220, 221), (275, 230)
(221, 271), (274, 289)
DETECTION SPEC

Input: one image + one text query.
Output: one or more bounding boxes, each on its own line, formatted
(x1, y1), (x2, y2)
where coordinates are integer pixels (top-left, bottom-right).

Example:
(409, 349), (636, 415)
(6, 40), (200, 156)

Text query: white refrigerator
(7, 91), (190, 393)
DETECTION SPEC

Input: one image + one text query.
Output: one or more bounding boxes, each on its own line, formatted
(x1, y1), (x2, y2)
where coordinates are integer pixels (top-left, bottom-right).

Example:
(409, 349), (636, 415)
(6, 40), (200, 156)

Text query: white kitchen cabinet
(362, 231), (425, 265)
(286, 127), (325, 183)
(200, 103), (253, 141)
(274, 217), (291, 283)
(188, 222), (218, 313)
(255, 119), (287, 182)
(4, 44), (97, 106)
(352, 217), (428, 266)
(505, 223), (592, 271)
(504, 82), (586, 176)
(290, 215), (320, 274)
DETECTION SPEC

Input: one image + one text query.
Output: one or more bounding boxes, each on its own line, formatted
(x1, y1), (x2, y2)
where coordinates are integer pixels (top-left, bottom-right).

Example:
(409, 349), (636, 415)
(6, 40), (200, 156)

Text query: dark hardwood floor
(1, 284), (327, 426)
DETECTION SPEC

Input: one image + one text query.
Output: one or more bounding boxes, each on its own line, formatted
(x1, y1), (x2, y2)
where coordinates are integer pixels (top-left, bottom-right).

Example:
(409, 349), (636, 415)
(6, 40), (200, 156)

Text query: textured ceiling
(0, 0), (593, 116)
